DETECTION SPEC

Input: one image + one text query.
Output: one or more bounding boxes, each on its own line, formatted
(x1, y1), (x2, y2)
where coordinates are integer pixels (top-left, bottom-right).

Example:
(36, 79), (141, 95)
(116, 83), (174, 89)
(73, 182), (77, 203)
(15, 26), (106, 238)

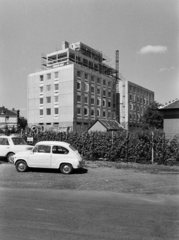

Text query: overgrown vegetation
(22, 130), (179, 165)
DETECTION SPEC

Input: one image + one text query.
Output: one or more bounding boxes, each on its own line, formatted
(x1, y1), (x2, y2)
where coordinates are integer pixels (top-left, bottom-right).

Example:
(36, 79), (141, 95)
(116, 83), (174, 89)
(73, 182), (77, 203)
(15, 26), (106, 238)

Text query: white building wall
(27, 65), (74, 129)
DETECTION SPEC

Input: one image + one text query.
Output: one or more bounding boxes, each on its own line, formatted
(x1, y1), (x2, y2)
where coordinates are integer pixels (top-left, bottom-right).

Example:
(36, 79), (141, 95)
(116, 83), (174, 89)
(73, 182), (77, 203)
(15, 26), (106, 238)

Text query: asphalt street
(0, 187), (179, 240)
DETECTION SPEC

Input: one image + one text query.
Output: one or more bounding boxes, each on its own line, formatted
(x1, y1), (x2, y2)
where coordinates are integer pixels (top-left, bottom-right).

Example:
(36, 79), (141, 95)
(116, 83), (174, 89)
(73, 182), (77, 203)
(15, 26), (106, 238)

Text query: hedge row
(23, 130), (179, 164)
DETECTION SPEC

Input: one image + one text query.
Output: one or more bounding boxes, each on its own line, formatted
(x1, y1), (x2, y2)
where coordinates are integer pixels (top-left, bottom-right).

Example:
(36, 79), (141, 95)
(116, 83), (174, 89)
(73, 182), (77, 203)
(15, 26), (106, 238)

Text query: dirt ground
(0, 160), (179, 195)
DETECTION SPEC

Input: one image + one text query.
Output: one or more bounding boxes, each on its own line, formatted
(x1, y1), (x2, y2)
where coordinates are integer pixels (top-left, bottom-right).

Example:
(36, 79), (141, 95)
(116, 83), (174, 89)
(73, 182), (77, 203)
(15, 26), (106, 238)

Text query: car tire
(60, 163), (73, 174)
(16, 160), (28, 172)
(7, 152), (15, 163)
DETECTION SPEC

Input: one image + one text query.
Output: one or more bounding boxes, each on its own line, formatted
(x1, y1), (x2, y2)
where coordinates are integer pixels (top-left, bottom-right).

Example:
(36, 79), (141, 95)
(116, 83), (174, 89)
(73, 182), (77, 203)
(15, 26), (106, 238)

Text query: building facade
(0, 107), (18, 132)
(27, 41), (118, 131)
(118, 78), (154, 131)
(158, 98), (179, 139)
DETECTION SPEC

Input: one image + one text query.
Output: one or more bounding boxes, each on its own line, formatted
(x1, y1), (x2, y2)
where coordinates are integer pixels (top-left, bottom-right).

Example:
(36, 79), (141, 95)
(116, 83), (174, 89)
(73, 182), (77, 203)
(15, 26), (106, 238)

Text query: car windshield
(12, 138), (27, 145)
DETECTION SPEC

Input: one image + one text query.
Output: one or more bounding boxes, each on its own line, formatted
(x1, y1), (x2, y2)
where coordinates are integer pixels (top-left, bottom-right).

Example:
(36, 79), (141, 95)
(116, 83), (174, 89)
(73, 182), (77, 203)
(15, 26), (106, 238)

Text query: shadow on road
(27, 167), (88, 174)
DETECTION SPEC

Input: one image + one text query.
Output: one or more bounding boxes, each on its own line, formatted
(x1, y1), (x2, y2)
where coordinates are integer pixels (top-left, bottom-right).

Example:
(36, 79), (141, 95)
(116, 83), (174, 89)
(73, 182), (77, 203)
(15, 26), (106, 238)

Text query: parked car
(0, 135), (33, 162)
(11, 141), (84, 174)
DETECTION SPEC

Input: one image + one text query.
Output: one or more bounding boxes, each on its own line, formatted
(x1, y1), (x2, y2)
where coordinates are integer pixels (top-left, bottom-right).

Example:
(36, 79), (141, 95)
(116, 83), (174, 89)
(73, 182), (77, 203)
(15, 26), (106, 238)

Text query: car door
(51, 145), (70, 168)
(0, 138), (10, 157)
(28, 144), (51, 168)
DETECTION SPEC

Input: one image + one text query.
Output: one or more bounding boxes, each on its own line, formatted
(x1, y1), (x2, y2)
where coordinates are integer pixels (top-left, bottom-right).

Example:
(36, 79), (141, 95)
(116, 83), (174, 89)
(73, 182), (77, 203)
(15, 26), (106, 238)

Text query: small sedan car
(0, 135), (33, 162)
(11, 141), (84, 174)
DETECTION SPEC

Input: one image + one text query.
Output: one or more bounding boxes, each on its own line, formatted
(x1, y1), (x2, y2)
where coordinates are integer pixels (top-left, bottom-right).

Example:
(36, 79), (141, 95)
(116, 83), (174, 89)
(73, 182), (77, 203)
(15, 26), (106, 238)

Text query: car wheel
(60, 163), (73, 174)
(16, 161), (28, 172)
(7, 153), (14, 163)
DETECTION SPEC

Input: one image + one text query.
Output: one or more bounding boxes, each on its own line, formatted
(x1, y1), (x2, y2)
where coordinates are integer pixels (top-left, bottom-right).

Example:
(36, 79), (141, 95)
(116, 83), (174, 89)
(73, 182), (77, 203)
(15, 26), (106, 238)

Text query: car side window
(33, 145), (51, 153)
(0, 138), (9, 145)
(52, 146), (69, 155)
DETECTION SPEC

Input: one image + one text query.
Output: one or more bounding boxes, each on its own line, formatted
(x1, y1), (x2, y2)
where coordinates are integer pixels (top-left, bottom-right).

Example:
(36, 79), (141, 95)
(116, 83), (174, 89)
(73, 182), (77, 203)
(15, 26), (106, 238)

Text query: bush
(21, 130), (179, 165)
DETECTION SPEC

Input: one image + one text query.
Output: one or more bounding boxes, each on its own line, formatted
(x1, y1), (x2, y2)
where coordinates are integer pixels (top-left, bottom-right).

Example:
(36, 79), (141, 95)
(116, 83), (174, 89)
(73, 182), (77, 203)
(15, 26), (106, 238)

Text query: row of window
(39, 107), (111, 119)
(39, 83), (59, 93)
(77, 106), (111, 118)
(129, 85), (153, 98)
(129, 112), (141, 122)
(40, 108), (59, 116)
(77, 81), (112, 97)
(40, 72), (59, 82)
(77, 70), (112, 87)
(129, 103), (145, 113)
(40, 96), (59, 104)
(129, 94), (152, 105)
(77, 95), (111, 107)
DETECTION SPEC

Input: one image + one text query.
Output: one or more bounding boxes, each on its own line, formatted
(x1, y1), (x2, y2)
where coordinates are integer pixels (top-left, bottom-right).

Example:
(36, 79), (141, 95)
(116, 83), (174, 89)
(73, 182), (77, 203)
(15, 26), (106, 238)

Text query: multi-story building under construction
(27, 41), (119, 131)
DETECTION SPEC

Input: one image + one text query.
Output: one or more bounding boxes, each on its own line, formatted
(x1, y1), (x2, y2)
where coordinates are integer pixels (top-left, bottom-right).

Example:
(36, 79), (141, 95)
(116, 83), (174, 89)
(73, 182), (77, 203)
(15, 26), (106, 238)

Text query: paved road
(0, 187), (179, 240)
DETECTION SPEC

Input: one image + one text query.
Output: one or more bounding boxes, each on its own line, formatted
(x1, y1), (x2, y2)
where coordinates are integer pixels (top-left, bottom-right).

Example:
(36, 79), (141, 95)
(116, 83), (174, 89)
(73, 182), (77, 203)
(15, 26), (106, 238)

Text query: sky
(0, 0), (178, 117)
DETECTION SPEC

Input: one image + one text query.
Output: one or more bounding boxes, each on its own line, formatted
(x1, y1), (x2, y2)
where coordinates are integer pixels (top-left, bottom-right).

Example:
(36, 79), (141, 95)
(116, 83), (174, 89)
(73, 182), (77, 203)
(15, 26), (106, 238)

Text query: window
(34, 145), (51, 153)
(97, 109), (100, 117)
(77, 81), (81, 90)
(130, 103), (133, 110)
(103, 99), (106, 107)
(91, 97), (95, 105)
(97, 98), (101, 106)
(46, 97), (51, 103)
(52, 146), (69, 154)
(91, 76), (94, 83)
(40, 98), (43, 104)
(77, 71), (81, 78)
(133, 104), (136, 110)
(103, 90), (106, 97)
(129, 113), (132, 121)
(46, 108), (51, 115)
(91, 108), (95, 117)
(46, 85), (51, 91)
(108, 81), (111, 88)
(54, 96), (58, 103)
(84, 107), (88, 116)
(54, 108), (58, 115)
(85, 73), (88, 80)
(108, 112), (111, 118)
(84, 96), (88, 104)
(103, 111), (106, 118)
(97, 88), (100, 95)
(133, 95), (136, 102)
(84, 83), (89, 92)
(91, 86), (94, 93)
(40, 109), (43, 115)
(47, 73), (51, 80)
(108, 101), (111, 108)
(54, 84), (59, 91)
(40, 75), (43, 81)
(77, 95), (81, 103)
(0, 138), (9, 145)
(77, 106), (81, 115)
(97, 78), (101, 84)
(54, 72), (58, 79)
(40, 87), (43, 93)
(108, 91), (111, 98)
(103, 79), (106, 85)
(129, 94), (132, 101)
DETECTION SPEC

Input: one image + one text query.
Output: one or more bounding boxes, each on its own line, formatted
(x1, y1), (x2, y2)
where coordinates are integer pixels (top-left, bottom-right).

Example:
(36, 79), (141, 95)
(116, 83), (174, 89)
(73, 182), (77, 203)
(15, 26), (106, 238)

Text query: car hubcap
(63, 165), (70, 173)
(18, 163), (25, 171)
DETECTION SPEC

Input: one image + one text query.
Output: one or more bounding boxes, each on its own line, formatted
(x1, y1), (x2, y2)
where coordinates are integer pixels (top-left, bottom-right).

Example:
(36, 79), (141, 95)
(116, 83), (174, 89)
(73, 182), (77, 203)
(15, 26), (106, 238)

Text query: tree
(141, 101), (163, 130)
(18, 117), (28, 130)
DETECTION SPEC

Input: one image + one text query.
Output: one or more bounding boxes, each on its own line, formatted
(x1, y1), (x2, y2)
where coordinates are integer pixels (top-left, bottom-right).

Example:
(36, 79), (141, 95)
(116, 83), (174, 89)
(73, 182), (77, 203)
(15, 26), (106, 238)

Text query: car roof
(36, 141), (70, 146)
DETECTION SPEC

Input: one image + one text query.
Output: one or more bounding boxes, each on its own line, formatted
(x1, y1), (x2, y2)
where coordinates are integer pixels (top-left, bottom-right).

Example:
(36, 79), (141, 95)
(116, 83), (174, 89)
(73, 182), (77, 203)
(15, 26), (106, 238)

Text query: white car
(11, 141), (84, 174)
(0, 135), (33, 162)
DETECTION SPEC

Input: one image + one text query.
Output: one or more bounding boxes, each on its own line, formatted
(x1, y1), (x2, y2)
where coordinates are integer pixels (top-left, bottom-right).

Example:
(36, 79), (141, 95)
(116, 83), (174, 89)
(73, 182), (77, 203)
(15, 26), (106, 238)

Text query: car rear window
(12, 138), (27, 145)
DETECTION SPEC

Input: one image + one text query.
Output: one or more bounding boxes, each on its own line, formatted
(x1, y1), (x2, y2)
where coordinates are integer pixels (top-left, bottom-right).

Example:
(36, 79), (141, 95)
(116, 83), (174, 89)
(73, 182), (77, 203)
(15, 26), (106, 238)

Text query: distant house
(88, 119), (125, 132)
(158, 98), (179, 139)
(0, 106), (18, 132)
